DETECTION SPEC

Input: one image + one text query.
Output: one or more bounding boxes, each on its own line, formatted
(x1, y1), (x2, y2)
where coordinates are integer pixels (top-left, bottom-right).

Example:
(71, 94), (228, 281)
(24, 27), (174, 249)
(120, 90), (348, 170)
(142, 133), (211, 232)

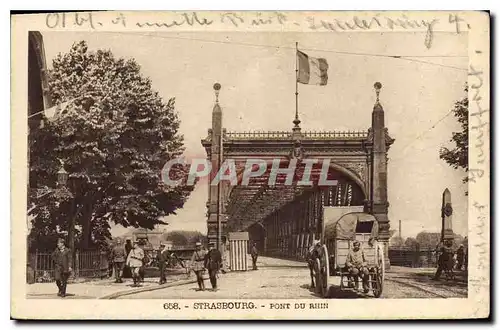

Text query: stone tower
(371, 82), (391, 265)
(207, 83), (226, 250)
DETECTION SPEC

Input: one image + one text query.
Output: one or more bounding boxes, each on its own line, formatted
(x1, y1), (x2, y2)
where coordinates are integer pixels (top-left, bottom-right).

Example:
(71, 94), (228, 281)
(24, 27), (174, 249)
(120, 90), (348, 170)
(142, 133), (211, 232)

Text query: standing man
(126, 241), (144, 287)
(157, 242), (169, 285)
(190, 242), (207, 291)
(433, 239), (454, 280)
(111, 238), (127, 283)
(251, 243), (259, 270)
(205, 242), (222, 291)
(456, 244), (465, 270)
(52, 238), (72, 297)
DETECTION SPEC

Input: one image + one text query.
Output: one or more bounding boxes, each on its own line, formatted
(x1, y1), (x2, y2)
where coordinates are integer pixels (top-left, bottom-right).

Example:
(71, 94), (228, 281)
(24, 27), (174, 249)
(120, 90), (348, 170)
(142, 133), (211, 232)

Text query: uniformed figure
(345, 240), (369, 293)
(251, 243), (259, 270)
(205, 242), (222, 291)
(52, 238), (72, 297)
(111, 238), (127, 283)
(433, 239), (454, 280)
(126, 241), (144, 286)
(307, 240), (321, 288)
(190, 242), (208, 291)
(456, 244), (465, 270)
(157, 242), (169, 285)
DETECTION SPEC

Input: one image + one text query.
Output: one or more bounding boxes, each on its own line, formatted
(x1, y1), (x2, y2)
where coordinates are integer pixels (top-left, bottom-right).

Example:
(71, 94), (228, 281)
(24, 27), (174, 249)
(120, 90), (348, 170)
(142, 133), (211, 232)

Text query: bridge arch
(201, 83), (394, 264)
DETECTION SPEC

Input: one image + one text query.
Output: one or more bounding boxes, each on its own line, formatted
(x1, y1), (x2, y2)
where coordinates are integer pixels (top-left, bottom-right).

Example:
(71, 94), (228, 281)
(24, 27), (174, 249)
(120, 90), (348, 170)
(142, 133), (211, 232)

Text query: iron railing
(223, 130), (368, 141)
(27, 250), (109, 283)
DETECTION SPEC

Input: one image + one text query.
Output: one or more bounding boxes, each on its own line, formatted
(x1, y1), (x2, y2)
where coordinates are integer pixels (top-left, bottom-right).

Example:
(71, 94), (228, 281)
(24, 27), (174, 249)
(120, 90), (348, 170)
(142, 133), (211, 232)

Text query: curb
(99, 275), (210, 299)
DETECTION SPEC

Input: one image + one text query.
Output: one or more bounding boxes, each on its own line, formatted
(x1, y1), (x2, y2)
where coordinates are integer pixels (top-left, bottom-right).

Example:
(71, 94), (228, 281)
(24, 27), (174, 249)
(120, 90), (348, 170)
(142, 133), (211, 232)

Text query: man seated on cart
(345, 240), (370, 293)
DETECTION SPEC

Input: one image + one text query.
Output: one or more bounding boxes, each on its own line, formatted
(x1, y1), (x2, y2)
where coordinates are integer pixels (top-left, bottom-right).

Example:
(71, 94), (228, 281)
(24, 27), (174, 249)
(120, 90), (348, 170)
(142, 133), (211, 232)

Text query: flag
(43, 101), (72, 120)
(297, 50), (328, 86)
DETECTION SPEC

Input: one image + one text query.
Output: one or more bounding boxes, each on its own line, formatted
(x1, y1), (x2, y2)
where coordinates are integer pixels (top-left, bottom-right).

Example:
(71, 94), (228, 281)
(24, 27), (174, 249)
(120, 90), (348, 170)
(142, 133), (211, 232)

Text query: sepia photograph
(12, 11), (489, 319)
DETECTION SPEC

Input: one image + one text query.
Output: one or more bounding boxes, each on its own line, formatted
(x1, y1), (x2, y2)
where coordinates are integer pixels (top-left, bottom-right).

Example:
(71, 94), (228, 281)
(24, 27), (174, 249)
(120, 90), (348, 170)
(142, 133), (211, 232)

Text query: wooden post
(34, 249), (38, 281)
(75, 251), (80, 279)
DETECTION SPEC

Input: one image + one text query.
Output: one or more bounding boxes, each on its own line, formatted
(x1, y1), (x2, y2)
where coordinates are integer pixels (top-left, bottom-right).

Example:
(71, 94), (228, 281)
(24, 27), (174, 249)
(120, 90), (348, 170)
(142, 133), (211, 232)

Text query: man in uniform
(190, 242), (208, 291)
(456, 244), (465, 271)
(345, 240), (369, 293)
(433, 239), (454, 280)
(250, 243), (259, 270)
(111, 238), (127, 283)
(157, 242), (169, 285)
(126, 241), (144, 287)
(307, 240), (322, 289)
(52, 238), (72, 297)
(205, 242), (222, 291)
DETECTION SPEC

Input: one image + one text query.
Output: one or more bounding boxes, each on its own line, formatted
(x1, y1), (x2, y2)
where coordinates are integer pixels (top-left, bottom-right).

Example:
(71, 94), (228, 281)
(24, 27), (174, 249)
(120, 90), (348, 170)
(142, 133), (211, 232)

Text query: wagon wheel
(319, 244), (330, 298)
(314, 258), (321, 294)
(372, 243), (385, 298)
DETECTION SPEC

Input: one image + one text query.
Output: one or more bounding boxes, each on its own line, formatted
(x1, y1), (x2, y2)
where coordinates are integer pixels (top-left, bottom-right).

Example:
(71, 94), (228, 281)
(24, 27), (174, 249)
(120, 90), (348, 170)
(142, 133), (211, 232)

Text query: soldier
(190, 242), (208, 291)
(126, 241), (144, 287)
(205, 242), (222, 291)
(157, 242), (169, 285)
(111, 238), (127, 283)
(433, 239), (454, 280)
(456, 244), (465, 270)
(52, 238), (72, 297)
(345, 240), (369, 293)
(250, 243), (259, 270)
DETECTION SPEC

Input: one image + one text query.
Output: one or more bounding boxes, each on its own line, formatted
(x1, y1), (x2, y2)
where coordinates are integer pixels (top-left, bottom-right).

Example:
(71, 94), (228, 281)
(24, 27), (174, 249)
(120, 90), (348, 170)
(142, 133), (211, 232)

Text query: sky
(41, 30), (469, 239)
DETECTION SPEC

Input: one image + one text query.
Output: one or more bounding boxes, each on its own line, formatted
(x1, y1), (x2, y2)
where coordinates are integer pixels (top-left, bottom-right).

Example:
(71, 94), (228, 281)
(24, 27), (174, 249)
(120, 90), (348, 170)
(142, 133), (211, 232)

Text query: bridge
(201, 83), (394, 264)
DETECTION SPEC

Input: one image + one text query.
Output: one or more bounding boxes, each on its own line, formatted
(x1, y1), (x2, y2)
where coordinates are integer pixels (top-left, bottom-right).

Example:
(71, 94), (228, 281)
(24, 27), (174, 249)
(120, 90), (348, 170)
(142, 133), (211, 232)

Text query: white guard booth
(228, 232), (249, 271)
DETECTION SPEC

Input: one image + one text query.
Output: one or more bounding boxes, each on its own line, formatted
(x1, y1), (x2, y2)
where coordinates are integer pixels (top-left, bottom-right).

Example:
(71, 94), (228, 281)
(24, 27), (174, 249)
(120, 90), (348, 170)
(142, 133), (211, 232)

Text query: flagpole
(295, 42), (299, 124)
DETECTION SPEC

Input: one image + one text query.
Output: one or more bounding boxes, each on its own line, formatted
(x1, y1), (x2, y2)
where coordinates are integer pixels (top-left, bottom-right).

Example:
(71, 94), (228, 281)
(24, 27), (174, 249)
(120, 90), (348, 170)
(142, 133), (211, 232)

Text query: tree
(404, 237), (419, 250)
(440, 85), (468, 188)
(28, 41), (193, 251)
(163, 231), (207, 247)
(415, 232), (441, 250)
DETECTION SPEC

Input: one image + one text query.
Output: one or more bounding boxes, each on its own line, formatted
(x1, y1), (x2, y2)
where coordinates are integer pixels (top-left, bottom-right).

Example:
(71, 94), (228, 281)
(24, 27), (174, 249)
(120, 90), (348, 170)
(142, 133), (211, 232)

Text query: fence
(27, 250), (109, 283)
(389, 248), (437, 268)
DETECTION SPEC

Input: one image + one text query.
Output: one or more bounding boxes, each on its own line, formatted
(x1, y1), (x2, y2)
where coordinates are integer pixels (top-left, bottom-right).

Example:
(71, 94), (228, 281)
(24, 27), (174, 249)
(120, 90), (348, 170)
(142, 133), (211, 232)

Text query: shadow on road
(300, 283), (368, 299)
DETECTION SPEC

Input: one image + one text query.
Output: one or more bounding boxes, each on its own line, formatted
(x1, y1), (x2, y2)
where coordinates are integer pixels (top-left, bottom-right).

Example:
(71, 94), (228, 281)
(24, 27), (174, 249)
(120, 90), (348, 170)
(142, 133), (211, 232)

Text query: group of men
(433, 239), (468, 280)
(110, 238), (182, 286)
(51, 237), (260, 297)
(190, 242), (259, 292)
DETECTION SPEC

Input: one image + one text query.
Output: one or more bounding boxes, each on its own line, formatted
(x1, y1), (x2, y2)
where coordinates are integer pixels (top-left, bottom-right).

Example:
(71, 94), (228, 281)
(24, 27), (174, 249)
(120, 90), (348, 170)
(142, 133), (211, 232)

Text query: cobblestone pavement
(120, 257), (468, 299)
(26, 257), (467, 299)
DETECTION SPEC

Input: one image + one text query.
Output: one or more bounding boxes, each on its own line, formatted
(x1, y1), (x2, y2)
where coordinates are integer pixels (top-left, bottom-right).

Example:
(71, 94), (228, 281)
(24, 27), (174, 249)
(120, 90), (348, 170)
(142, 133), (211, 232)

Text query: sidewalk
(26, 274), (192, 299)
(26, 257), (307, 299)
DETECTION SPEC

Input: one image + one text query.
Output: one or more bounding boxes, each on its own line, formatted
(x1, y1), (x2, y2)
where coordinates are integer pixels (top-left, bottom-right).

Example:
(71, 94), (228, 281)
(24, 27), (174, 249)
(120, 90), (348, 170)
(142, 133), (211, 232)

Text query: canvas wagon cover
(324, 212), (379, 240)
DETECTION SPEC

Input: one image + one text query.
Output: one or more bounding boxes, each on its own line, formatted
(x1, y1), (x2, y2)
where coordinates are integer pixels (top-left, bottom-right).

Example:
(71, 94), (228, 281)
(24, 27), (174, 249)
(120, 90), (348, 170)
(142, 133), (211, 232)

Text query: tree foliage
(28, 41), (193, 251)
(162, 230), (206, 247)
(404, 237), (419, 249)
(440, 85), (468, 185)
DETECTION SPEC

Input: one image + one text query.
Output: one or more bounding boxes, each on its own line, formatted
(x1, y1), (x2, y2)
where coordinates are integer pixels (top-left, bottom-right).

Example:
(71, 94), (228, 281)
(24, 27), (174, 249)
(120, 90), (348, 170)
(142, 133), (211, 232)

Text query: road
(118, 257), (467, 299)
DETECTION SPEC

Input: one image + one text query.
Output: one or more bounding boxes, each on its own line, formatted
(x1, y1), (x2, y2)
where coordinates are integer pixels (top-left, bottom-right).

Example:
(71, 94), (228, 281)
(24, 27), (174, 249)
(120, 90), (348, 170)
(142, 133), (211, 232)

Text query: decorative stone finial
(374, 82), (382, 104)
(213, 83), (221, 103)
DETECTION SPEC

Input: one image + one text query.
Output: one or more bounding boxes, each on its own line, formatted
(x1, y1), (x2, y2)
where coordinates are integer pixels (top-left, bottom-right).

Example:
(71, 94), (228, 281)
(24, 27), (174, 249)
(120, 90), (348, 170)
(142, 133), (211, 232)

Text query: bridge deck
(120, 256), (467, 299)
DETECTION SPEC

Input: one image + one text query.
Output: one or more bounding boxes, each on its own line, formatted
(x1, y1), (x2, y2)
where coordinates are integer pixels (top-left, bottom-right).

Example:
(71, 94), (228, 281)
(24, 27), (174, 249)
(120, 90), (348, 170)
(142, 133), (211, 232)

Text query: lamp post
(57, 166), (69, 186)
(56, 162), (75, 262)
